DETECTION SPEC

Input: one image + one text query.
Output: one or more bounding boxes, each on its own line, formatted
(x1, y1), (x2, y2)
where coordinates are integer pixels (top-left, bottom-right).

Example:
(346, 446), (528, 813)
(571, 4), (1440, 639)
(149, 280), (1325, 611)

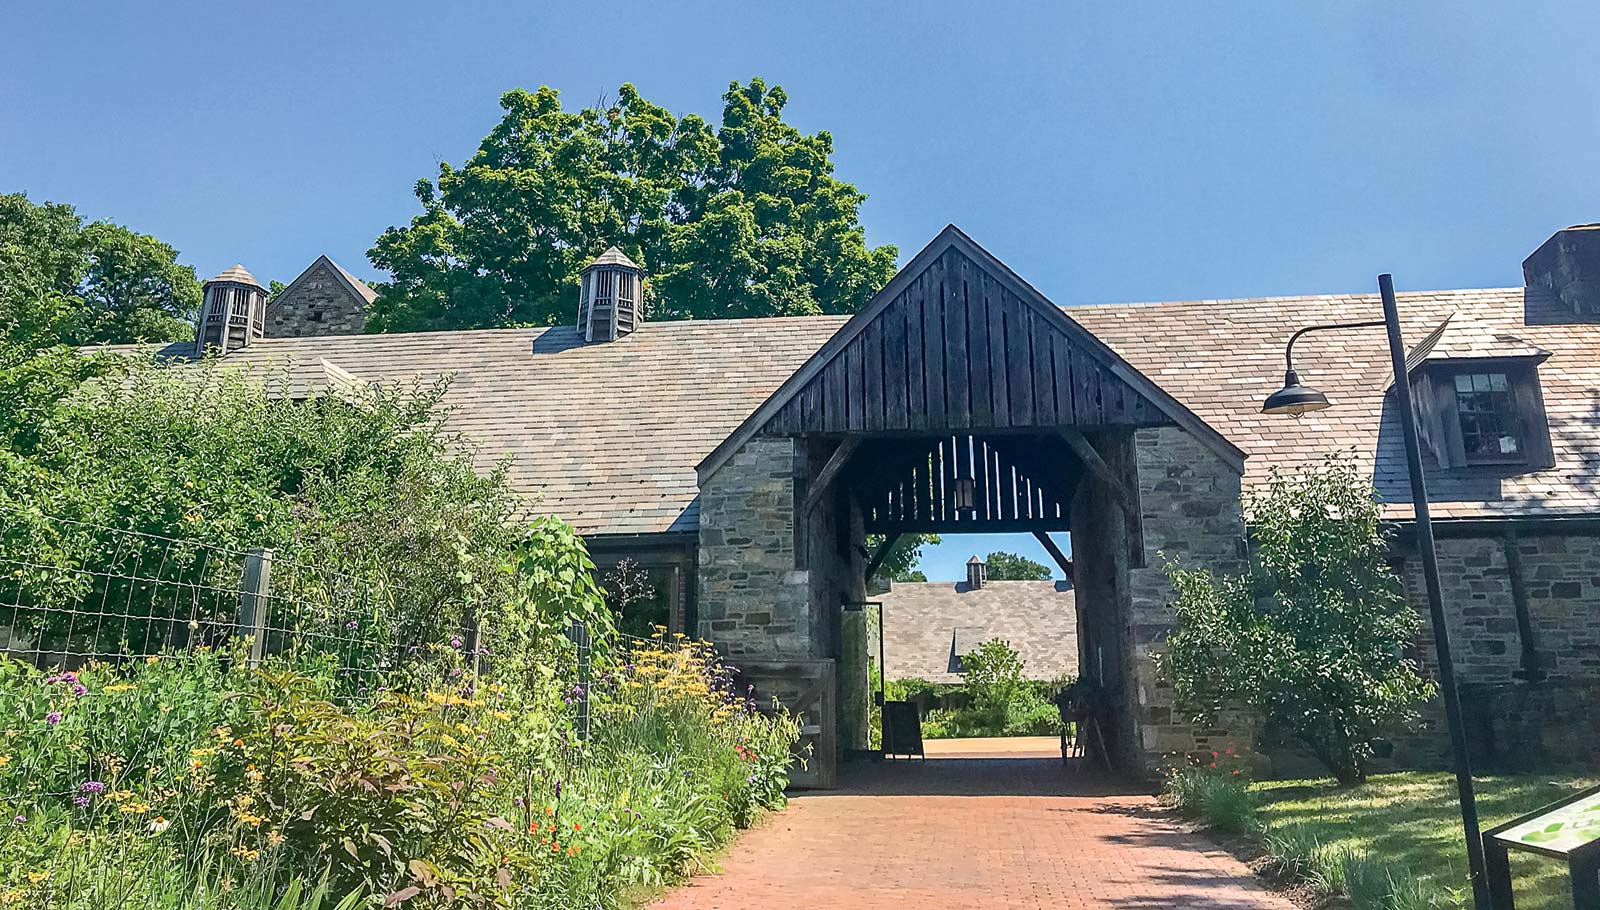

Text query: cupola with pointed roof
(195, 264), (267, 355)
(577, 246), (644, 342)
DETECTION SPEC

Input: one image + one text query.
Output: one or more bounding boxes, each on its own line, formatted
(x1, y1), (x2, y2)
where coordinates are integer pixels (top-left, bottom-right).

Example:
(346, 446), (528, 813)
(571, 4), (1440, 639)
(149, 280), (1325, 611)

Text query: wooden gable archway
(699, 224), (1243, 477)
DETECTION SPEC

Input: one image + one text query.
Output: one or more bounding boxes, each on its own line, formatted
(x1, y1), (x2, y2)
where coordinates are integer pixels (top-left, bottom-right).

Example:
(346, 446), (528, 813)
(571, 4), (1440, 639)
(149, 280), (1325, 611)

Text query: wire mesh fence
(0, 506), (419, 681)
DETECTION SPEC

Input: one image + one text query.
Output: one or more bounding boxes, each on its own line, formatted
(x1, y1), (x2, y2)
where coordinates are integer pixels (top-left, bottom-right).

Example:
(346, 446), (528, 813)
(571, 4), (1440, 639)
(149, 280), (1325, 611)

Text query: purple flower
(555, 780), (562, 799)
(449, 668), (462, 678)
(73, 796), (90, 808)
(80, 781), (105, 794)
(71, 684), (87, 697)
(449, 636), (463, 649)
(346, 620), (359, 631)
(60, 672), (77, 684)
(12, 815), (24, 824)
(44, 712), (61, 725)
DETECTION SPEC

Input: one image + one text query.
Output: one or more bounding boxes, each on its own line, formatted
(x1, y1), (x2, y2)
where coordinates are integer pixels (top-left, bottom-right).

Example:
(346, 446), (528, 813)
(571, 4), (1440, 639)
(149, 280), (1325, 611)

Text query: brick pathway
(651, 753), (1293, 910)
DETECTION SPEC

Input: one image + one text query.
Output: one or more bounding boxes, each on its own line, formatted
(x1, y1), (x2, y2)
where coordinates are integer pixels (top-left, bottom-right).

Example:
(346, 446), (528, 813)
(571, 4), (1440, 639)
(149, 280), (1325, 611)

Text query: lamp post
(1262, 274), (1490, 910)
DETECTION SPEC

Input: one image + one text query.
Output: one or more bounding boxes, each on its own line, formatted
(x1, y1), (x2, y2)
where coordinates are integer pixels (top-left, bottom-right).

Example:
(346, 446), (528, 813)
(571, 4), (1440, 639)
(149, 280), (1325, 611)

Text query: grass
(1253, 771), (1598, 910)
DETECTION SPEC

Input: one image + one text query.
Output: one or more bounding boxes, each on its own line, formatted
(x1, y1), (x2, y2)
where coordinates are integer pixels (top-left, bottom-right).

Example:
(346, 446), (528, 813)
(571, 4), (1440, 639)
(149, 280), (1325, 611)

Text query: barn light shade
(1261, 369), (1331, 417)
(951, 475), (976, 515)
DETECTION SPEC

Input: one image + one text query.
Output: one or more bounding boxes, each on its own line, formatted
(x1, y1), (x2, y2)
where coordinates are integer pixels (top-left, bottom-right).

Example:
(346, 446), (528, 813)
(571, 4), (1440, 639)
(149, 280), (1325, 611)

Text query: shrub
(1158, 455), (1435, 784)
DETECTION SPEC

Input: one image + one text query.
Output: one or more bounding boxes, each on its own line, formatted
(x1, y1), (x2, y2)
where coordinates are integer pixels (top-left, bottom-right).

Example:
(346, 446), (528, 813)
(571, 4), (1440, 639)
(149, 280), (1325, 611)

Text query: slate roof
(110, 277), (1600, 533)
(879, 580), (1078, 683)
(1069, 286), (1600, 520)
(118, 319), (847, 535)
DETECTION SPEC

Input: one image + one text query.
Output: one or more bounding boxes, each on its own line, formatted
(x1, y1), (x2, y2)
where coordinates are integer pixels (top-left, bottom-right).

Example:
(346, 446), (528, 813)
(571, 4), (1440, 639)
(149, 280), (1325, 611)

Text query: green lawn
(1254, 772), (1597, 909)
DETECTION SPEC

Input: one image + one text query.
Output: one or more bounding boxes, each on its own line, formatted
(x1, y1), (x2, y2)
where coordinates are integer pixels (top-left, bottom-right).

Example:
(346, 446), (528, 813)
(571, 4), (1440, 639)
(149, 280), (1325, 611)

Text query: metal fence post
(568, 620), (590, 740)
(238, 548), (273, 668)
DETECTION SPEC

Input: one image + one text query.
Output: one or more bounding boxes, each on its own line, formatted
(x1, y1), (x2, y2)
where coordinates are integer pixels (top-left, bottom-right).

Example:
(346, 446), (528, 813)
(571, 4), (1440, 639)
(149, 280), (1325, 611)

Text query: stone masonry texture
(266, 262), (367, 337)
(695, 437), (811, 658)
(1391, 531), (1600, 768)
(1129, 426), (1249, 762)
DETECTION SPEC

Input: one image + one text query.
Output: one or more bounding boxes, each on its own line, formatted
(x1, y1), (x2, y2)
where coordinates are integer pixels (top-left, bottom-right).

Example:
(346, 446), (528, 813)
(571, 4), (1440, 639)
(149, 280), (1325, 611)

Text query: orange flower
(529, 822), (538, 832)
(545, 806), (555, 817)
(572, 823), (582, 831)
(568, 844), (581, 856)
(550, 841), (561, 852)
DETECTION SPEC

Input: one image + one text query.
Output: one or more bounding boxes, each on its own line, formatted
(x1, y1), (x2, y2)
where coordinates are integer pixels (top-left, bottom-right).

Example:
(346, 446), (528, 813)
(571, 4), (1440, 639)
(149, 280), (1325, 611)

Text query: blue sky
(7, 1), (1599, 580)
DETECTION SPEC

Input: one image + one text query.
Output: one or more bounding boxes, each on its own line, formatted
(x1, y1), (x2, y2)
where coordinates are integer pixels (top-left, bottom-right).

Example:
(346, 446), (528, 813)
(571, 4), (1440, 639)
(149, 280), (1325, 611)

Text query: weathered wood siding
(763, 246), (1166, 436)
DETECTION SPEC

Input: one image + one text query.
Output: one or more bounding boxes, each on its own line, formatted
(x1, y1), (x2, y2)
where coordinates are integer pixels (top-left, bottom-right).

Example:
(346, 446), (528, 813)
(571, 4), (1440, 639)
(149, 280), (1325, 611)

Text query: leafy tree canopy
(983, 550), (1053, 581)
(867, 533), (940, 583)
(367, 79), (898, 332)
(0, 192), (201, 347)
(1157, 455), (1434, 784)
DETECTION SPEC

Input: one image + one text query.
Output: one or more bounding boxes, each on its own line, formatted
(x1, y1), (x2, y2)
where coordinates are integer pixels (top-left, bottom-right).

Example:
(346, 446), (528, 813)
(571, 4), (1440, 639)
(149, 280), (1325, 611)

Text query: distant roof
(880, 580), (1077, 683)
(205, 264), (263, 289)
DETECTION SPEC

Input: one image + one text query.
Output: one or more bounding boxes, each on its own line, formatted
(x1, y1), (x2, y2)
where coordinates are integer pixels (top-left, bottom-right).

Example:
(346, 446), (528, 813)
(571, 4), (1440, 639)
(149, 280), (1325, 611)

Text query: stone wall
(1390, 530), (1600, 768)
(266, 261), (367, 337)
(695, 437), (811, 659)
(1127, 425), (1249, 763)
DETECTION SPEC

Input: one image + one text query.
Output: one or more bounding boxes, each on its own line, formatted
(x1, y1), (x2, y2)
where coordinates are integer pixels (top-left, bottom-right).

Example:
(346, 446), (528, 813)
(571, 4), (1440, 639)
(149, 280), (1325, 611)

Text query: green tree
(866, 533), (940, 583)
(983, 550), (1053, 580)
(1157, 455), (1434, 784)
(0, 192), (201, 346)
(367, 79), (897, 332)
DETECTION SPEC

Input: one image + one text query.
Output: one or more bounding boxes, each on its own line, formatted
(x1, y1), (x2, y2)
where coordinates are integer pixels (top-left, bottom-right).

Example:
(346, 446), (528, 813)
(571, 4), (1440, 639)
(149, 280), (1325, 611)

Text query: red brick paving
(651, 755), (1293, 910)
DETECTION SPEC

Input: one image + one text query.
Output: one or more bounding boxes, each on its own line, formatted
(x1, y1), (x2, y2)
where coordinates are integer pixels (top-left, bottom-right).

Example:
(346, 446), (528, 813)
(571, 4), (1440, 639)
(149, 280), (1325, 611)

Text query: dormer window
(1410, 359), (1554, 471)
(1453, 372), (1523, 463)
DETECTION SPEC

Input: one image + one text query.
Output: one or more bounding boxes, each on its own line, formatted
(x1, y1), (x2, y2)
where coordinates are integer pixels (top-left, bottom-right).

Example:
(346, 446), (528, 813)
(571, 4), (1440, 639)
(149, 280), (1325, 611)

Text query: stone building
(265, 254), (375, 337)
(154, 223), (1600, 783)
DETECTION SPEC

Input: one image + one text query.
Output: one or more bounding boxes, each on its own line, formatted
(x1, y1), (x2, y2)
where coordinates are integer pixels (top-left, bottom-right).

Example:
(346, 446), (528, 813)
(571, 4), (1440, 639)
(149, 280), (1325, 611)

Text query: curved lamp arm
(1282, 319), (1386, 373)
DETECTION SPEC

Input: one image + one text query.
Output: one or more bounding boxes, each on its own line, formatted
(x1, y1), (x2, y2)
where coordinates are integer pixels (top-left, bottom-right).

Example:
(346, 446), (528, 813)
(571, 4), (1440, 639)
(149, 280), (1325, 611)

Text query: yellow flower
(25, 871), (48, 884)
(0, 755), (10, 768)
(267, 830), (285, 847)
(103, 683), (136, 693)
(118, 802), (151, 815)
(1, 888), (23, 903)
(229, 846), (260, 862)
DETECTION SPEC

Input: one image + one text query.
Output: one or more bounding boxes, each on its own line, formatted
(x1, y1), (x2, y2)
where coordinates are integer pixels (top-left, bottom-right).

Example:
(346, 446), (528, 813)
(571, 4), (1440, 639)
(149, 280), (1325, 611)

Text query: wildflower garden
(0, 342), (802, 908)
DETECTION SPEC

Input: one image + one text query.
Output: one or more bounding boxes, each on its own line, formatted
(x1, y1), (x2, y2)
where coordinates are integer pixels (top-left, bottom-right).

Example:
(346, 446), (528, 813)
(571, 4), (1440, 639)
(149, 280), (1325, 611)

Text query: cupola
(965, 555), (987, 590)
(577, 247), (643, 342)
(195, 264), (267, 355)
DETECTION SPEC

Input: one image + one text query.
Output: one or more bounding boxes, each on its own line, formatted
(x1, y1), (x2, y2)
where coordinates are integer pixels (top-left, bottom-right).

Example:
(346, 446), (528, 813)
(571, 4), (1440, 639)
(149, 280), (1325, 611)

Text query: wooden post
(238, 548), (273, 668)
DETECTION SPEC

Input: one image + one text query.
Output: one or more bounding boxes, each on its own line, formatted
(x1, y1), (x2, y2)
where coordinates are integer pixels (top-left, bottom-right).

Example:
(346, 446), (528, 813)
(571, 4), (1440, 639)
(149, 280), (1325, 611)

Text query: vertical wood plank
(884, 298), (909, 430)
(1005, 291), (1035, 425)
(823, 359), (846, 433)
(862, 318), (884, 429)
(923, 258), (947, 426)
(905, 278), (926, 430)
(987, 272), (1011, 427)
(967, 271), (993, 426)
(1051, 331), (1075, 426)
(1031, 310), (1057, 426)
(845, 340), (864, 432)
(943, 252), (971, 428)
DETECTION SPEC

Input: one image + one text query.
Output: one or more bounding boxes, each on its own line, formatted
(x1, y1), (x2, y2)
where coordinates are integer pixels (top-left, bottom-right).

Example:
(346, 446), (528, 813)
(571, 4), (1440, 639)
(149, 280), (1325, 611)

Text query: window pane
(1453, 372), (1522, 462)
